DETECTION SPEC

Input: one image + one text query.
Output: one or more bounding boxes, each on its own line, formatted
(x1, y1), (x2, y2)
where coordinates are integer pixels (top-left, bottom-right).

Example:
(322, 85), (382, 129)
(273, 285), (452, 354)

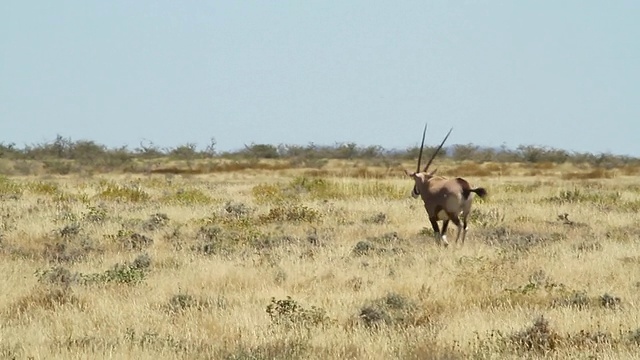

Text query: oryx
(405, 124), (487, 246)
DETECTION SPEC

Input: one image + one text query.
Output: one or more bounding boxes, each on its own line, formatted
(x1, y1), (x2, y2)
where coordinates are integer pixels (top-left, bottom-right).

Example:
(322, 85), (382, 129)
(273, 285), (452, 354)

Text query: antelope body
(406, 125), (487, 246)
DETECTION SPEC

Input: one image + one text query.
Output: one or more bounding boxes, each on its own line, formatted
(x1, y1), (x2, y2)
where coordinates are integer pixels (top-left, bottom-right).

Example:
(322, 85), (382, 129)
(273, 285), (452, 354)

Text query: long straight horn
(422, 127), (453, 173)
(416, 123), (427, 173)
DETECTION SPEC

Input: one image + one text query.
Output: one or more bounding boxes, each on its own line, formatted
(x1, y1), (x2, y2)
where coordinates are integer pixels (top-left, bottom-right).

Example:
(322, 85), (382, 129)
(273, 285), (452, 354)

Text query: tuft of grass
(162, 188), (212, 205)
(96, 181), (150, 202)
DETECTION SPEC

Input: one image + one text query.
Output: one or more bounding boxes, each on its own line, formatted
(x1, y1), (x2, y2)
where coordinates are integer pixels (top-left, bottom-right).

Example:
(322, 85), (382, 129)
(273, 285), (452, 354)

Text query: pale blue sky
(1, 1), (639, 155)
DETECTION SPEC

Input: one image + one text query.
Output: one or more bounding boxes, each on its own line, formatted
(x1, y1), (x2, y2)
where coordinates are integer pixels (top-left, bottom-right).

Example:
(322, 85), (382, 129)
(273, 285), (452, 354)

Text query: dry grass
(1, 163), (640, 359)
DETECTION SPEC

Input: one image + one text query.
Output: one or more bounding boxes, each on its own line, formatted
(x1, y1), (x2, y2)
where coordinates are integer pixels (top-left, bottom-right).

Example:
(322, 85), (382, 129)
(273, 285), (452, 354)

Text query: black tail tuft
(472, 187), (488, 198)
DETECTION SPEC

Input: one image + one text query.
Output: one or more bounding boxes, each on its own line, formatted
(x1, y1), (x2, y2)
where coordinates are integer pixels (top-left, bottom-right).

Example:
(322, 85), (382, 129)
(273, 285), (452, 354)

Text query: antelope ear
(404, 169), (414, 177)
(428, 168), (438, 176)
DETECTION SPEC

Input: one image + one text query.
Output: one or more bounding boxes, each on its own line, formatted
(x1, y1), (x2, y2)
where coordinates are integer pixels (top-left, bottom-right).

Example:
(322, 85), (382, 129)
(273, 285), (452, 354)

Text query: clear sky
(2, 1), (639, 155)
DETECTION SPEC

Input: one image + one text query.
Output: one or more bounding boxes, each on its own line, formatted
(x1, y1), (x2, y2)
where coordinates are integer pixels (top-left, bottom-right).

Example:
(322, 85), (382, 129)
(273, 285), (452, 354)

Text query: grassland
(1, 159), (640, 359)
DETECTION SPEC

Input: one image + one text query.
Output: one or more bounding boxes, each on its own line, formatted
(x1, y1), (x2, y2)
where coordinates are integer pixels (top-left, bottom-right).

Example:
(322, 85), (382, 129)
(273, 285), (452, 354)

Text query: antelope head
(405, 124), (453, 198)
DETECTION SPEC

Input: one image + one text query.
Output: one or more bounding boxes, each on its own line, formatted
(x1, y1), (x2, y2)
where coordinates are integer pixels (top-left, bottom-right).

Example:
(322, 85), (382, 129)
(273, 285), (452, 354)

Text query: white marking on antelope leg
(441, 234), (449, 247)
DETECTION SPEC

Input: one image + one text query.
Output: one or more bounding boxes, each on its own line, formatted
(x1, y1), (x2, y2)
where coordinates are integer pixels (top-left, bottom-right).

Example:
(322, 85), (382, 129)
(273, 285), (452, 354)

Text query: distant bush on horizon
(0, 134), (638, 175)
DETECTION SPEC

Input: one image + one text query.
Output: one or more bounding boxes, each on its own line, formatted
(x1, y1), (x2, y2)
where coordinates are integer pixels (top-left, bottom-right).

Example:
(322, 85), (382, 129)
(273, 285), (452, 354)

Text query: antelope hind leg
(448, 214), (463, 244)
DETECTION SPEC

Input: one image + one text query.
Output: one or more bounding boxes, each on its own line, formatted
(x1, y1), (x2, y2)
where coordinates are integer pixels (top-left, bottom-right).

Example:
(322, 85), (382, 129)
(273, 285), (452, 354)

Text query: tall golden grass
(1, 161), (640, 359)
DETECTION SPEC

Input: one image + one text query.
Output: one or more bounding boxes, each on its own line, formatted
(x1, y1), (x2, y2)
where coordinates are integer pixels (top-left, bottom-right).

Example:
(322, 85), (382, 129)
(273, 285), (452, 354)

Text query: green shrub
(83, 205), (108, 223)
(259, 204), (320, 223)
(252, 183), (289, 205)
(0, 176), (22, 198)
(37, 255), (151, 286)
(28, 181), (61, 196)
(266, 296), (332, 330)
(162, 188), (212, 205)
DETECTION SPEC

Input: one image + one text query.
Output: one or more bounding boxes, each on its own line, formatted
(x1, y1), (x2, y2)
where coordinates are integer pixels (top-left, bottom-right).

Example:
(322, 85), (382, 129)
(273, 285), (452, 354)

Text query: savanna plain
(1, 157), (640, 360)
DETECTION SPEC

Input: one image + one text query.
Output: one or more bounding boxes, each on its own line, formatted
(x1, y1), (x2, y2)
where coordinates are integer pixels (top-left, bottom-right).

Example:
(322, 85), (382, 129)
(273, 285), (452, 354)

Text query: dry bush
(402, 340), (466, 360)
(533, 161), (556, 170)
(561, 167), (616, 180)
(42, 239), (101, 263)
(164, 293), (226, 314)
(619, 164), (640, 175)
(443, 162), (493, 177)
(6, 285), (86, 320)
(362, 212), (387, 224)
(507, 316), (561, 353)
(105, 229), (154, 250)
(351, 232), (405, 257)
(222, 338), (310, 360)
(484, 162), (510, 174)
(479, 226), (565, 252)
(142, 213), (170, 231)
(355, 292), (434, 330)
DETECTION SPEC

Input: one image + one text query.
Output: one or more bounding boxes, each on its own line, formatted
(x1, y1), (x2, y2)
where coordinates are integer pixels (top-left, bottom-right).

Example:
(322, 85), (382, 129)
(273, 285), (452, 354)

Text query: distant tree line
(0, 135), (638, 173)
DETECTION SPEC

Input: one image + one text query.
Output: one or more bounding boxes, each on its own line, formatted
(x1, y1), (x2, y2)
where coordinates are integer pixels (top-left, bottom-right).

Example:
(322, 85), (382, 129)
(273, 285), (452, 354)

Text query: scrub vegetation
(1, 136), (640, 359)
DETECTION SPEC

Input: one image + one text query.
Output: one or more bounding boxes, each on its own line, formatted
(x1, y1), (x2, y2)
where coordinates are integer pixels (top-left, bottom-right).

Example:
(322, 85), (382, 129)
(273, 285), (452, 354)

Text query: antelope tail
(456, 177), (488, 199)
(462, 187), (487, 200)
(471, 187), (487, 198)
